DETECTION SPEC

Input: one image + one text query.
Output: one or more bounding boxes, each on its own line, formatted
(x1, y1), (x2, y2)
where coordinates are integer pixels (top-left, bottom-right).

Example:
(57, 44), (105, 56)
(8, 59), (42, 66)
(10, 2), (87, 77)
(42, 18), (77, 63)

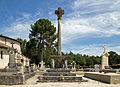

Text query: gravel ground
(0, 75), (120, 87)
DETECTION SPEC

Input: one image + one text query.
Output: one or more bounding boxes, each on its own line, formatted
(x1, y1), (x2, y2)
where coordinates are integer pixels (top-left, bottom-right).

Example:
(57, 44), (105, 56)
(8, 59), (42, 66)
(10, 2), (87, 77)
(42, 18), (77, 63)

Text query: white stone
(101, 45), (109, 69)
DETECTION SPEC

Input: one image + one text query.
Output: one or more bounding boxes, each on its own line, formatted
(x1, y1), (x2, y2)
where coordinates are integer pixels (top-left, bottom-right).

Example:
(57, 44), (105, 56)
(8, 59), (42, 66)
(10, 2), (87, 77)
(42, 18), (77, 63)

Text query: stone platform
(38, 68), (84, 82)
(84, 72), (120, 84)
(0, 69), (35, 85)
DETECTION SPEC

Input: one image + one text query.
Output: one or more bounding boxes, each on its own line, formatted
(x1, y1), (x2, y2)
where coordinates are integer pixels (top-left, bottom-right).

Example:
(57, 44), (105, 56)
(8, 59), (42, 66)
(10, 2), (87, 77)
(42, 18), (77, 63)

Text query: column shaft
(58, 19), (62, 56)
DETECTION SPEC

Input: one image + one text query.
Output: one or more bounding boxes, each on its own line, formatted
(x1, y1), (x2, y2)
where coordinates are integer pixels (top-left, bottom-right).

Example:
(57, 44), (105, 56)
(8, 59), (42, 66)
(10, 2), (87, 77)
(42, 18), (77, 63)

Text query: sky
(0, 0), (120, 56)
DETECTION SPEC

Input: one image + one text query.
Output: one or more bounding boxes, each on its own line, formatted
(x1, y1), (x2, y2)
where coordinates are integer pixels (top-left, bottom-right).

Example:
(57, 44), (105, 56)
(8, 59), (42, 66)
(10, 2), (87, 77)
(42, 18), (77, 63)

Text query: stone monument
(101, 45), (109, 69)
(8, 42), (17, 68)
(51, 7), (67, 68)
(37, 7), (84, 82)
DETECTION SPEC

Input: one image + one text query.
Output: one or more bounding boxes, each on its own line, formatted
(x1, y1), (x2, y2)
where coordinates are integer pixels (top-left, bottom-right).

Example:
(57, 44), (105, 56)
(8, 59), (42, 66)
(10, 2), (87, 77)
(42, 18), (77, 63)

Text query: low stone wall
(84, 72), (120, 84)
(0, 72), (35, 85)
(0, 75), (25, 85)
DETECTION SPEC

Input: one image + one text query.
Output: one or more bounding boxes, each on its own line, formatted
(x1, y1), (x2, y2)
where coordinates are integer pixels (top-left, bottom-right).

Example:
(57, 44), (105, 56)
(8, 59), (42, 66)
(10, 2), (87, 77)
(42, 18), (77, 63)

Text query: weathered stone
(84, 72), (120, 84)
(101, 45), (109, 69)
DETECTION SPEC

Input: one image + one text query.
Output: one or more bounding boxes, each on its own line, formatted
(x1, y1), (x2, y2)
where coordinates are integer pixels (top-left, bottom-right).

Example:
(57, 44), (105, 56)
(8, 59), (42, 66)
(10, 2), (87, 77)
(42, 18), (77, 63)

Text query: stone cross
(55, 7), (64, 56)
(40, 60), (45, 70)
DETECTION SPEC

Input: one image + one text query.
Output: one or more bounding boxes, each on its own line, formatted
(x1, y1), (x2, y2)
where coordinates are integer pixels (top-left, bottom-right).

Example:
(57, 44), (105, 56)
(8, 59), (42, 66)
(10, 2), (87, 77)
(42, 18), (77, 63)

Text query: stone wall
(0, 72), (35, 85)
(84, 72), (120, 84)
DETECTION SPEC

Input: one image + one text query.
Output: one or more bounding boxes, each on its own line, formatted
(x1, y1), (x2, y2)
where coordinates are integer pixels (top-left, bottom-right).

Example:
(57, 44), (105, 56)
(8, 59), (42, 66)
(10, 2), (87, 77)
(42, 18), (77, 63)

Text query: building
(0, 35), (30, 69)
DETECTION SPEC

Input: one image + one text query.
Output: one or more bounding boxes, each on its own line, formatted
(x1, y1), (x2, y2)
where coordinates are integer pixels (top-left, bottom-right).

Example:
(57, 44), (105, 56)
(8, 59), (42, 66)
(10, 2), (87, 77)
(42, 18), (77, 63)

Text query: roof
(0, 42), (10, 49)
(0, 35), (22, 44)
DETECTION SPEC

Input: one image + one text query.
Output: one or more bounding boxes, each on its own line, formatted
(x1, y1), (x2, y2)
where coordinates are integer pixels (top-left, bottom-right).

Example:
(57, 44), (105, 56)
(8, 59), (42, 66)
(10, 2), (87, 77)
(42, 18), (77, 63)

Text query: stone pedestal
(101, 45), (109, 69)
(51, 55), (67, 68)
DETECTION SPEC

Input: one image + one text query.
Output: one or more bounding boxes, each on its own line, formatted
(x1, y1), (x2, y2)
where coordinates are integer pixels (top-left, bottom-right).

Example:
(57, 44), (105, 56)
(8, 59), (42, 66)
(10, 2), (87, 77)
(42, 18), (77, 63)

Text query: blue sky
(0, 0), (120, 56)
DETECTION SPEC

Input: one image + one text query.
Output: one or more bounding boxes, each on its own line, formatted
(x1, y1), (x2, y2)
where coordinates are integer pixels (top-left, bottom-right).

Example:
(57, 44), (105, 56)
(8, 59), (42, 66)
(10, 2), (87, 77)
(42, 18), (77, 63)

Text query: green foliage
(16, 38), (27, 55)
(29, 19), (57, 64)
(108, 51), (120, 65)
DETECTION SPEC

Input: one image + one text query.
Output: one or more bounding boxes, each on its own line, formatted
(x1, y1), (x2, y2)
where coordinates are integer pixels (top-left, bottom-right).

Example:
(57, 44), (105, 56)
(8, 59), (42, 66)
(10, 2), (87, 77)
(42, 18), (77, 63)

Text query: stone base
(8, 63), (17, 68)
(102, 69), (120, 73)
(38, 76), (82, 82)
(46, 68), (71, 72)
(0, 68), (35, 85)
(84, 72), (120, 84)
(37, 68), (84, 82)
(43, 72), (76, 76)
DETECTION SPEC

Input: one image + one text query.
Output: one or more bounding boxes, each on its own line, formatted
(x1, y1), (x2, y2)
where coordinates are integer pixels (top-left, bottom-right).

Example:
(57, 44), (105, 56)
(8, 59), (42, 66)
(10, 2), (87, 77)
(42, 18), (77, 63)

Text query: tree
(16, 38), (27, 55)
(29, 19), (57, 64)
(108, 51), (119, 65)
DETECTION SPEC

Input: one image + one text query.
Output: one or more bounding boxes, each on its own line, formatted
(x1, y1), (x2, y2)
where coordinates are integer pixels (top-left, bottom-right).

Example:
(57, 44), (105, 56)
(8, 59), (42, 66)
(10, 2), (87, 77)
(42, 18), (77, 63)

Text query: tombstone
(101, 45), (109, 69)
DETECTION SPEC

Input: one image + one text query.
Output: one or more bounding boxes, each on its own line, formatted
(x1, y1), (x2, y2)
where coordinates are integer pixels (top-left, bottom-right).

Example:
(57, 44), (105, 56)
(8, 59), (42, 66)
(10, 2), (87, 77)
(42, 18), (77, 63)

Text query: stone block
(84, 72), (120, 84)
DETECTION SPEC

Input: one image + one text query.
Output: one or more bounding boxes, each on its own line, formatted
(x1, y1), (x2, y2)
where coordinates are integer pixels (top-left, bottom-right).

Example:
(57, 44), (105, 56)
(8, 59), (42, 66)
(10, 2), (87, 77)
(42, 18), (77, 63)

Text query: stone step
(46, 69), (71, 72)
(43, 72), (76, 76)
(38, 76), (82, 81)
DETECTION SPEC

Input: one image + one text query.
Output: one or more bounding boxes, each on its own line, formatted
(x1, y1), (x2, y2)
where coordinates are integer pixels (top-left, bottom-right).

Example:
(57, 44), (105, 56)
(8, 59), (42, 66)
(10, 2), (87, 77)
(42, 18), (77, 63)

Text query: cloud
(2, 22), (30, 40)
(1, 13), (34, 40)
(51, 0), (120, 44)
(54, 11), (120, 44)
(63, 43), (120, 56)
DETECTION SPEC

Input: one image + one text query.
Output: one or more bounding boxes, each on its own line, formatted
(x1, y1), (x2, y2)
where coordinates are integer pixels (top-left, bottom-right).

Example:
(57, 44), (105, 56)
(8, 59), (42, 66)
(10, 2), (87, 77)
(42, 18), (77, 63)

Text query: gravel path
(0, 75), (120, 87)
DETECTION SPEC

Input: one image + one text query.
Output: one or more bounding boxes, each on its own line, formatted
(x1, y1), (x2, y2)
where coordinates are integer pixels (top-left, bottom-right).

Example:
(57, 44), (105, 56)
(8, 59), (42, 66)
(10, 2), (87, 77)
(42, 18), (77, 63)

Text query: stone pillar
(65, 60), (68, 68)
(51, 59), (55, 68)
(55, 7), (64, 56)
(8, 43), (17, 68)
(101, 45), (109, 69)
